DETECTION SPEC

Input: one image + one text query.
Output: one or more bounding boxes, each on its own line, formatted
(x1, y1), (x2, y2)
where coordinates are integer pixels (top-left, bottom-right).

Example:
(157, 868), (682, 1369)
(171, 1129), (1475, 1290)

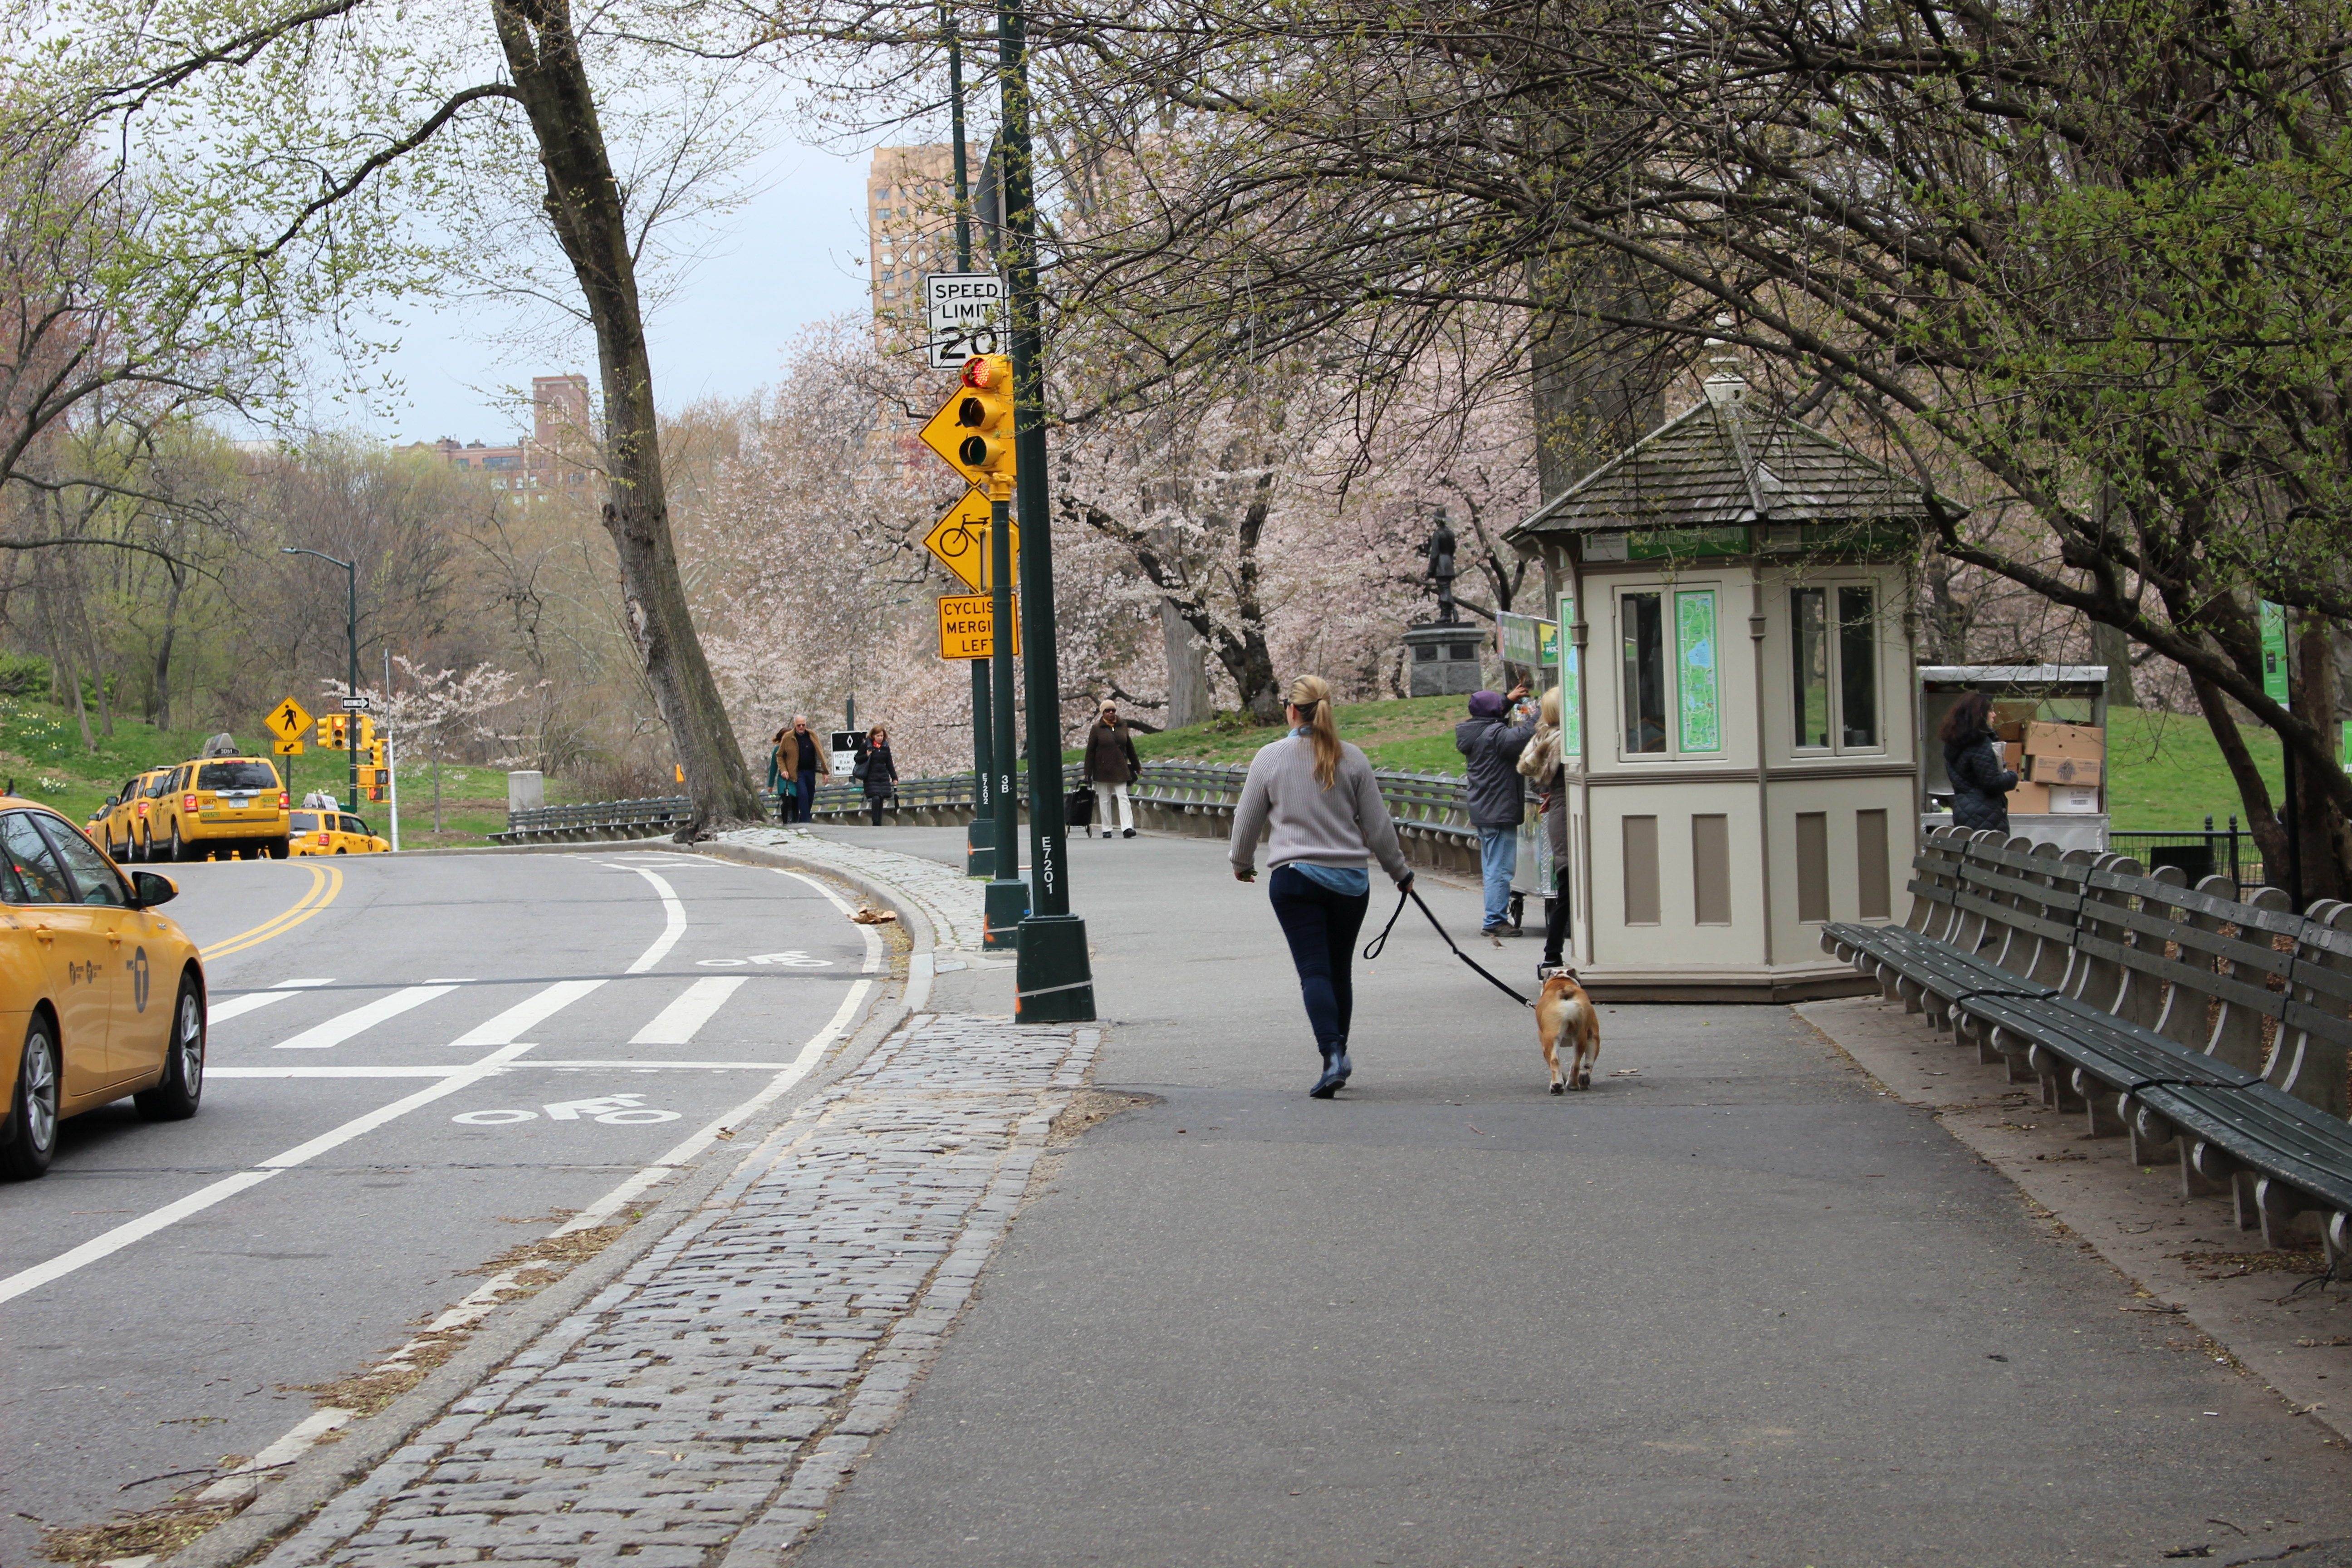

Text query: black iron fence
(2108, 816), (2268, 898)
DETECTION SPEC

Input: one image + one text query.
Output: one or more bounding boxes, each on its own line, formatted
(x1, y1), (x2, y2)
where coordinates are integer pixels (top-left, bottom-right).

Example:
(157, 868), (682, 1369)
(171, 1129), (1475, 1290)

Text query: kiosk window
(1791, 585), (1880, 750)
(1621, 593), (1667, 754)
(1838, 587), (1878, 745)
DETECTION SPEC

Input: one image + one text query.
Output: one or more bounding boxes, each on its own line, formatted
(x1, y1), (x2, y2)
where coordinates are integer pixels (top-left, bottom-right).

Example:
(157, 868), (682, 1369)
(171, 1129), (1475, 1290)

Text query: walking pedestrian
(854, 724), (898, 826)
(1084, 701), (1142, 839)
(1941, 690), (2017, 833)
(1456, 683), (1535, 936)
(766, 726), (794, 823)
(784, 715), (830, 823)
(1516, 685), (1575, 979)
(1230, 674), (1414, 1099)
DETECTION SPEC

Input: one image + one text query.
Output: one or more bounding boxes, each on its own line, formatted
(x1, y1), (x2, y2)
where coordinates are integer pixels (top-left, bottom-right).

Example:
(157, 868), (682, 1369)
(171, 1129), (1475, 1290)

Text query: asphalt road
(803, 826), (2352, 1568)
(0, 847), (878, 1568)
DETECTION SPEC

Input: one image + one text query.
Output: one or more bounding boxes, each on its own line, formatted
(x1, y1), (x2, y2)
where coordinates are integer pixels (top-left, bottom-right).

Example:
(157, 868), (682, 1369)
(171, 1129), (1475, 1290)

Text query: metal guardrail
(496, 762), (1481, 848)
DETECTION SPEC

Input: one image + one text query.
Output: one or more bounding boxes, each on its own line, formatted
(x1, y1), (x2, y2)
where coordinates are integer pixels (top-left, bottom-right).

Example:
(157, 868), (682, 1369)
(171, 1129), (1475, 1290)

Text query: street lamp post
(281, 547), (359, 810)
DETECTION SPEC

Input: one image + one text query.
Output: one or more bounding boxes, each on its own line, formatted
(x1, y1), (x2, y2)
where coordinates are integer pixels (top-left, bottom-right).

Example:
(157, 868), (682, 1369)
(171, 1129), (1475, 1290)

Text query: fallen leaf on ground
(851, 906), (898, 924)
(1610, 1068), (1641, 1077)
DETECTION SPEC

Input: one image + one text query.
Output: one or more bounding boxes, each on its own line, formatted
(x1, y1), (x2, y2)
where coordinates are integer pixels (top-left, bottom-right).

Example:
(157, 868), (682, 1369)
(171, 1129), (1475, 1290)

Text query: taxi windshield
(197, 761), (279, 791)
(290, 811), (320, 831)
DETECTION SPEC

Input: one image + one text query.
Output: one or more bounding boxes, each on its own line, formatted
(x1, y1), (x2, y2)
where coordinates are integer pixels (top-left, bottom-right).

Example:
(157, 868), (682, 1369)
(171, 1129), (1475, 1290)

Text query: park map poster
(1676, 589), (1720, 752)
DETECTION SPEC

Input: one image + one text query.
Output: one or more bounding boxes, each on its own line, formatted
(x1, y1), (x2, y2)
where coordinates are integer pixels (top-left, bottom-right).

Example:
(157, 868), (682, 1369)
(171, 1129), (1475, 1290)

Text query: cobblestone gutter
(249, 1015), (1099, 1568)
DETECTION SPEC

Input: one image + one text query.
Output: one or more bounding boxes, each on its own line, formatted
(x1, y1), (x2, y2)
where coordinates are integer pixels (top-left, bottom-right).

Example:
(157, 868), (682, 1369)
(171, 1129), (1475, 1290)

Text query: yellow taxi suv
(0, 799), (205, 1179)
(289, 809), (389, 855)
(151, 757), (292, 862)
(99, 766), (175, 863)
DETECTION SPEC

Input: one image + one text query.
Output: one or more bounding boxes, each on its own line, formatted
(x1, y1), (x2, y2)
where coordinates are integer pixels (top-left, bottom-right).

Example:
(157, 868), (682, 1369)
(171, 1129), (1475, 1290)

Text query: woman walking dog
(1230, 676), (1414, 1098)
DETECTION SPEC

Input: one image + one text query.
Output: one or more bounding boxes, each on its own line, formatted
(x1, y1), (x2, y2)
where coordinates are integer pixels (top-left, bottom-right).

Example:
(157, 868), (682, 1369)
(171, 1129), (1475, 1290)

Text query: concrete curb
(160, 843), (950, 1568)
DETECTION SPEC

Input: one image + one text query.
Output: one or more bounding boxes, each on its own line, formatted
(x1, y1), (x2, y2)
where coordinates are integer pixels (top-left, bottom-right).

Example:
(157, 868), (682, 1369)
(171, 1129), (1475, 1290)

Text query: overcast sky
(348, 137), (877, 447)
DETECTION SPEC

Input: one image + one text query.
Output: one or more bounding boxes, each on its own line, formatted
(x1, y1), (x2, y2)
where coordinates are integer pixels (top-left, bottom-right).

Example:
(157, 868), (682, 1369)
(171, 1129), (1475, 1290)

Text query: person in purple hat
(1456, 681), (1534, 936)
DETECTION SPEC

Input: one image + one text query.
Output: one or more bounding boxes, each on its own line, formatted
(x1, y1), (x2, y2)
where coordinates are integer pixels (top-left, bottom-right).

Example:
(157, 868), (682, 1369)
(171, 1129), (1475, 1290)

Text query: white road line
(557, 977), (875, 1234)
(629, 976), (748, 1045)
(0, 868), (687, 1304)
(626, 869), (687, 974)
(774, 869), (885, 974)
(194, 1407), (353, 1502)
(271, 985), (463, 1050)
(447, 979), (608, 1048)
(206, 978), (336, 1025)
(209, 1060), (812, 1078)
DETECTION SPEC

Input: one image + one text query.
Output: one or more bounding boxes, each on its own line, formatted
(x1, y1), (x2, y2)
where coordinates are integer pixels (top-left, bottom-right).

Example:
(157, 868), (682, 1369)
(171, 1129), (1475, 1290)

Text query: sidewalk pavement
(788, 825), (2352, 1568)
(213, 824), (2352, 1568)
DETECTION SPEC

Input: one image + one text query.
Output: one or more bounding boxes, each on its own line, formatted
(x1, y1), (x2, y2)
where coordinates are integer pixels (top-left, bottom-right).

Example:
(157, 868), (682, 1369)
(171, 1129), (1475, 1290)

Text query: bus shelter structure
(1504, 365), (1954, 1001)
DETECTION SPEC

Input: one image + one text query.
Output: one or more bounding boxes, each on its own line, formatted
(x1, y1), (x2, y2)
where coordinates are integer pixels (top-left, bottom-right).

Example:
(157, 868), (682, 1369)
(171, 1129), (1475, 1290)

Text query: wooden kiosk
(1504, 365), (1947, 1000)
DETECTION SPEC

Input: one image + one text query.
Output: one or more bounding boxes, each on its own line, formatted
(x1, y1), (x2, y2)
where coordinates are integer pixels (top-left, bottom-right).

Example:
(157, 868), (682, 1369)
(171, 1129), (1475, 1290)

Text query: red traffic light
(961, 355), (996, 388)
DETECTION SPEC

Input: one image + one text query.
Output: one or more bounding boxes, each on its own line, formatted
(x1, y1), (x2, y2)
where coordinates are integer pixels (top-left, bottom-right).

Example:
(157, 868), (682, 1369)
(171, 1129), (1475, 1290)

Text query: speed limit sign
(925, 273), (1007, 368)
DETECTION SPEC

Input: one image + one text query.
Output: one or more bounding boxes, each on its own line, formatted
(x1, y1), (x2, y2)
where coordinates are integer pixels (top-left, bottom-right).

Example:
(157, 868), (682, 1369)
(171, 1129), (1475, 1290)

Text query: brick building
(404, 374), (597, 505)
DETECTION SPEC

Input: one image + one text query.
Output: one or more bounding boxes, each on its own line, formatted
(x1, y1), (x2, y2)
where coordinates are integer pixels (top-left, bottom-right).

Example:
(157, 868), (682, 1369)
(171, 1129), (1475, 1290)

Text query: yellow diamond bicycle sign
(922, 490), (1019, 592)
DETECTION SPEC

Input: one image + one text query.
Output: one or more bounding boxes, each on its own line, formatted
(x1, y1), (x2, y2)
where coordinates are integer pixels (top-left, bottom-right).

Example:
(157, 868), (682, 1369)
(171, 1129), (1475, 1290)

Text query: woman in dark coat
(1084, 701), (1143, 839)
(1941, 690), (2018, 832)
(854, 724), (898, 826)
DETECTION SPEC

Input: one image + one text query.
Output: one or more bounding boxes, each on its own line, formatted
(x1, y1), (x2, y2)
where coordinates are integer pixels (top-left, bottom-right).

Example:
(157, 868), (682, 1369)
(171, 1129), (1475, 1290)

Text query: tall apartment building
(403, 374), (597, 506)
(868, 144), (960, 353)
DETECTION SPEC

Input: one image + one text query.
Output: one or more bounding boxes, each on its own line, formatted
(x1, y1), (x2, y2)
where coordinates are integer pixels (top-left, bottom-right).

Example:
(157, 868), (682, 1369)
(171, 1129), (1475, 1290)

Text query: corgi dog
(1535, 969), (1599, 1093)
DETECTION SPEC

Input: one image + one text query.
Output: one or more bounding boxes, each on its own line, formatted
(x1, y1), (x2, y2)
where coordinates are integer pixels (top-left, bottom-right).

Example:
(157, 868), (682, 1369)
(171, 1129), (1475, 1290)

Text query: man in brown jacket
(1084, 701), (1142, 838)
(774, 715), (832, 823)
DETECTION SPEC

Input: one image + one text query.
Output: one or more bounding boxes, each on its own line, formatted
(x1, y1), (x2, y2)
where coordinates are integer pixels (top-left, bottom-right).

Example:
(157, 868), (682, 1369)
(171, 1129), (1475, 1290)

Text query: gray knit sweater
(1228, 734), (1411, 882)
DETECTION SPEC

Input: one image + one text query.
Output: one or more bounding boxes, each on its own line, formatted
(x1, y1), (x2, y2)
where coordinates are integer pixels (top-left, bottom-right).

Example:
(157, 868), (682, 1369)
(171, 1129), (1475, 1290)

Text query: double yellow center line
(201, 864), (344, 961)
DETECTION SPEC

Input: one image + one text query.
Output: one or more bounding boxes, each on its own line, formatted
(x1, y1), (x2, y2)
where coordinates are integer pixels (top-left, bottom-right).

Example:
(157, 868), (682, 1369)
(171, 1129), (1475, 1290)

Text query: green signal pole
(947, 3), (994, 879)
(997, 0), (1093, 1021)
(983, 483), (1026, 948)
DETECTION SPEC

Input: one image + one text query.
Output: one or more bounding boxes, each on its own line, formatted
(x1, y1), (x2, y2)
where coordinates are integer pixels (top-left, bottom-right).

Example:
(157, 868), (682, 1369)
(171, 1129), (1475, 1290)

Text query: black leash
(1363, 883), (1534, 1008)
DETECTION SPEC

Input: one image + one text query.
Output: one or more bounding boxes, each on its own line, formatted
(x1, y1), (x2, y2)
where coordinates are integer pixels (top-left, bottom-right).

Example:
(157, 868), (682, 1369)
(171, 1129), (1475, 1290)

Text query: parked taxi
(98, 766), (175, 863)
(148, 757), (292, 861)
(289, 808), (389, 855)
(0, 797), (205, 1179)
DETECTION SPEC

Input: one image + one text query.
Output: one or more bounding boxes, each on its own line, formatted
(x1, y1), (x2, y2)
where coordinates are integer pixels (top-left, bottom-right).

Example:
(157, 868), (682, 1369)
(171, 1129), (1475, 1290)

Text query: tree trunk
(151, 562), (185, 730)
(490, 0), (761, 835)
(1159, 598), (1211, 727)
(2090, 620), (2138, 709)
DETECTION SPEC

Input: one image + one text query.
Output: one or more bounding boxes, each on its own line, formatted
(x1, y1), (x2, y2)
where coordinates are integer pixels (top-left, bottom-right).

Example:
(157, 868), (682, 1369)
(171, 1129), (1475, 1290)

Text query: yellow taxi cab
(98, 766), (175, 863)
(289, 808), (389, 855)
(0, 797), (205, 1179)
(149, 756), (292, 862)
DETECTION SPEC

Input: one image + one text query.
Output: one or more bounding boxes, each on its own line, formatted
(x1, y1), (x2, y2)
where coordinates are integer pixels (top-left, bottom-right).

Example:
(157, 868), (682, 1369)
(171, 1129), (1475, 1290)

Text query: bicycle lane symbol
(453, 1094), (682, 1127)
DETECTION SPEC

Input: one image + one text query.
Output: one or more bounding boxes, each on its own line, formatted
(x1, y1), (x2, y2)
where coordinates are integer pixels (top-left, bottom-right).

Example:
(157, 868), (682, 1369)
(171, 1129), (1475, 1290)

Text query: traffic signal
(955, 354), (1016, 479)
(355, 715), (377, 750)
(316, 715), (348, 748)
(368, 739), (387, 770)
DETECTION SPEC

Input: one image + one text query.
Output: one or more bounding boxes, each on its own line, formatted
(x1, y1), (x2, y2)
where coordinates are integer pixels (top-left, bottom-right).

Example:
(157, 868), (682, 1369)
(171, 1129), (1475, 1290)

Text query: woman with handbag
(854, 724), (898, 826)
(1084, 701), (1142, 839)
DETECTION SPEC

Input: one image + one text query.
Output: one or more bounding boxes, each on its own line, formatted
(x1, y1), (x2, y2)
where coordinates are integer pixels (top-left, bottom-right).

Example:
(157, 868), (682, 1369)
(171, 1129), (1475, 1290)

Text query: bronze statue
(1424, 509), (1459, 625)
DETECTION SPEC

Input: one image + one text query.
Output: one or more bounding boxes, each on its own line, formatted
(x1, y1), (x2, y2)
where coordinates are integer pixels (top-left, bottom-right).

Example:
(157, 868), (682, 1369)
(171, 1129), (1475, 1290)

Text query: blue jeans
(1268, 865), (1371, 1059)
(795, 771), (818, 822)
(1479, 826), (1517, 929)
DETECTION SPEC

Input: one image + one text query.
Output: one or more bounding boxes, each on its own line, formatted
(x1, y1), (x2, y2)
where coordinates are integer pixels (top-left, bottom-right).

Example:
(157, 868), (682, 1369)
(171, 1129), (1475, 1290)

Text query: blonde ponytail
(1289, 674), (1343, 789)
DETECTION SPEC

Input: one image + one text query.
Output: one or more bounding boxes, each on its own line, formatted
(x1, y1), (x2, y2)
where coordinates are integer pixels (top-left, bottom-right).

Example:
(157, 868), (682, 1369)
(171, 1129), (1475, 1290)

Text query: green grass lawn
(1119, 695), (2285, 831)
(0, 694), (573, 850)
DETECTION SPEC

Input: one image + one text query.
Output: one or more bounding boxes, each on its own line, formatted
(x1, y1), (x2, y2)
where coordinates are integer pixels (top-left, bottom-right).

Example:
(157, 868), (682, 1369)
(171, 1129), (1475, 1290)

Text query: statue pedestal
(1404, 623), (1485, 697)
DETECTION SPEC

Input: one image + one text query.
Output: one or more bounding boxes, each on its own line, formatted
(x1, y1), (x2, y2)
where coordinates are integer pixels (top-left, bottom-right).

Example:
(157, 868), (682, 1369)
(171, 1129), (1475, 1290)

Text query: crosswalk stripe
(207, 978), (336, 1025)
(629, 977), (748, 1045)
(447, 979), (608, 1047)
(271, 985), (461, 1050)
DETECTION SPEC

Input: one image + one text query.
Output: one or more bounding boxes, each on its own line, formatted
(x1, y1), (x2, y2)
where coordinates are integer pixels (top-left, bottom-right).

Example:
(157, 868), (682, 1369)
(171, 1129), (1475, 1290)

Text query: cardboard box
(2023, 721), (2103, 761)
(1995, 721), (2026, 743)
(1993, 699), (2039, 726)
(2009, 781), (2050, 813)
(2027, 753), (2103, 786)
(2046, 784), (2102, 814)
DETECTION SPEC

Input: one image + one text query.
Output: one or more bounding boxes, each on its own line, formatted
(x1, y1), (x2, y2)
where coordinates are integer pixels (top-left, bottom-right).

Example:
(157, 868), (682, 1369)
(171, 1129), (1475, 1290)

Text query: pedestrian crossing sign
(265, 696), (314, 743)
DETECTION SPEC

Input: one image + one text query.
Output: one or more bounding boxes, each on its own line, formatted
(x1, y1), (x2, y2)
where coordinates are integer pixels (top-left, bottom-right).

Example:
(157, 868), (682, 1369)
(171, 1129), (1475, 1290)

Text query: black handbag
(1065, 784), (1095, 826)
